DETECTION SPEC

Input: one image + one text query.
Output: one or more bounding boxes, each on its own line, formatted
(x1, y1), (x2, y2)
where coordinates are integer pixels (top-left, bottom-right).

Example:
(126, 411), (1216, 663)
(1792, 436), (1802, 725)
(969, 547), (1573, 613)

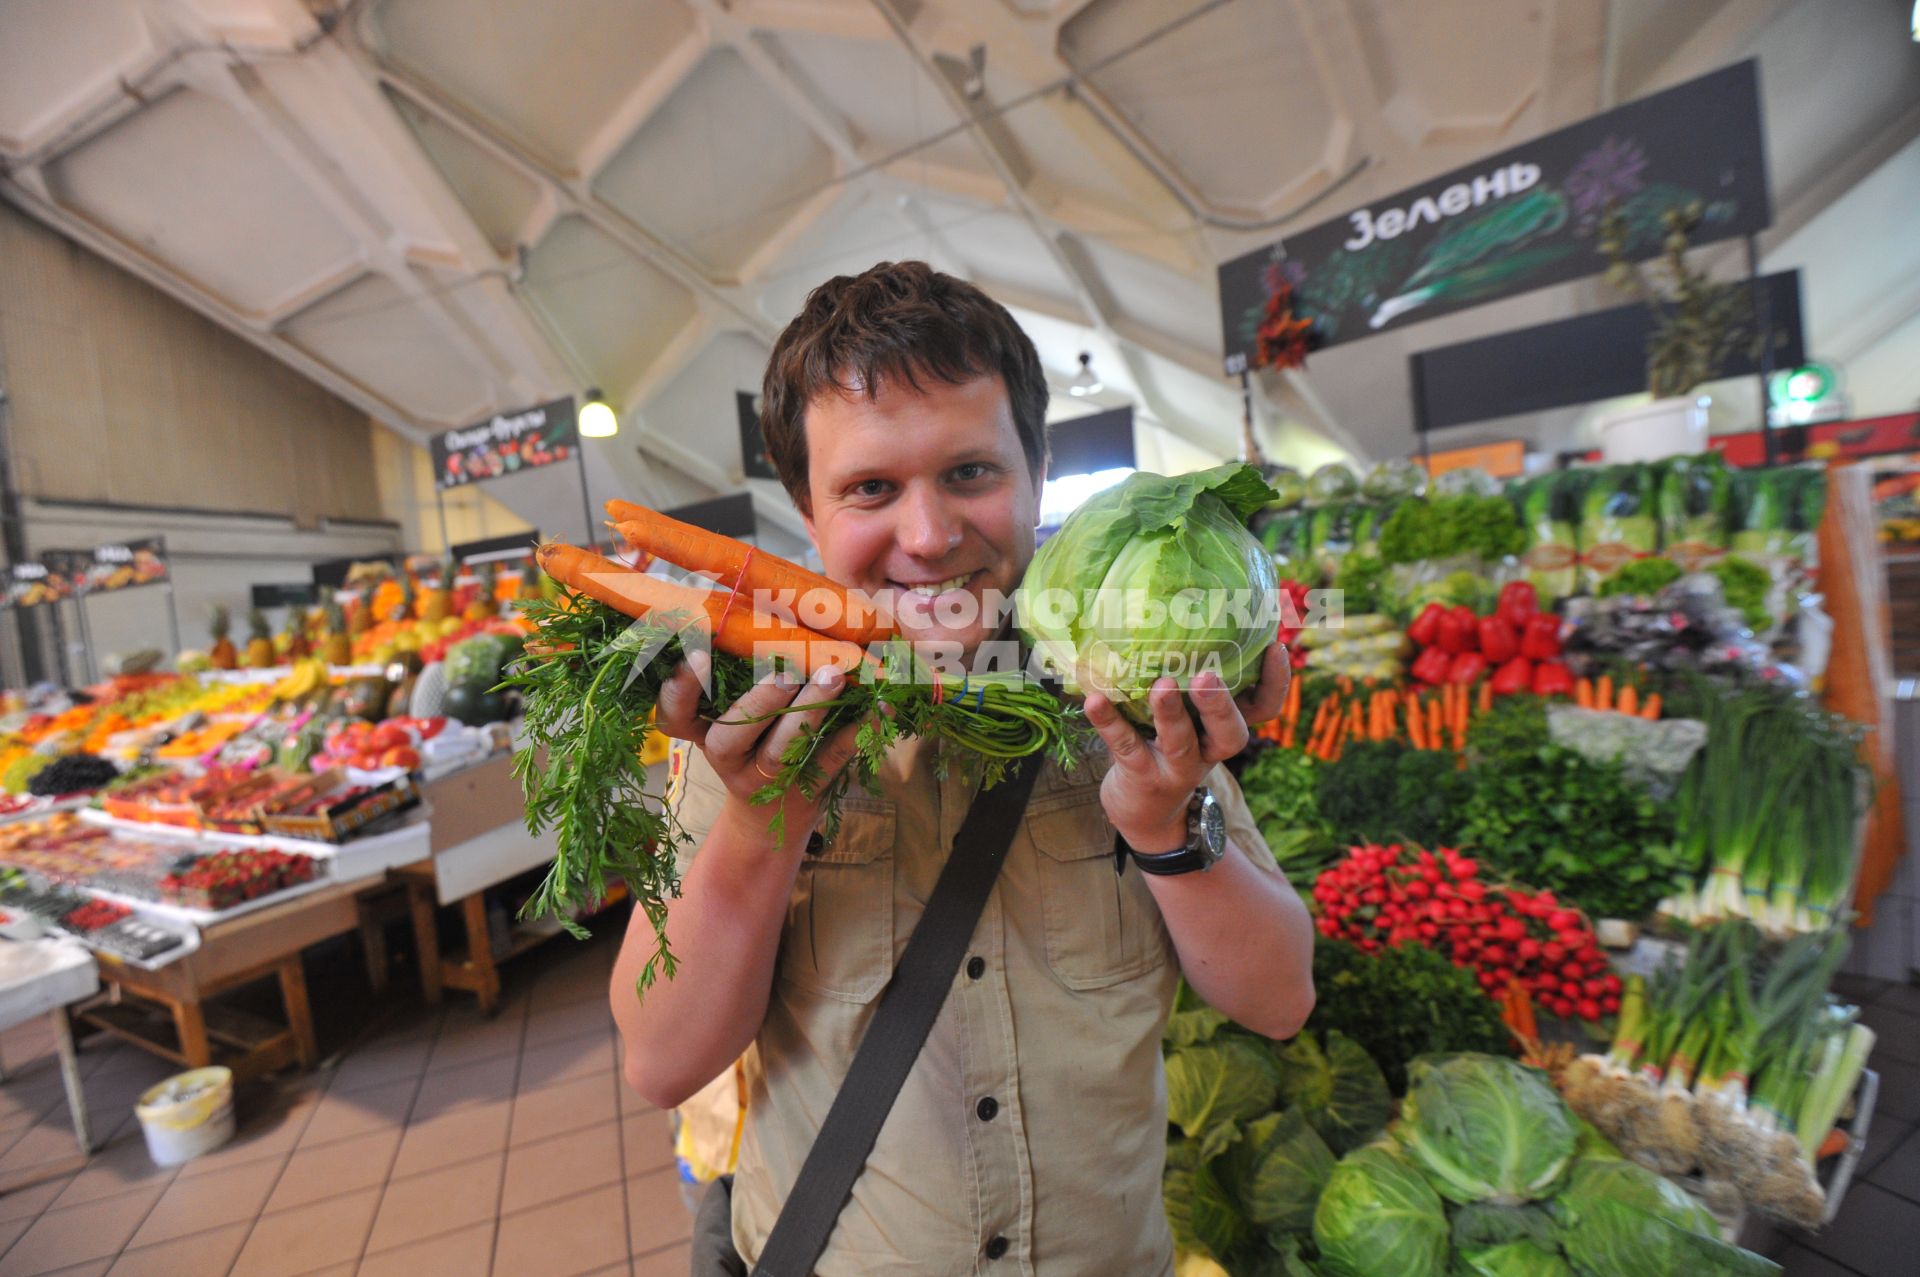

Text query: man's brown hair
(759, 261), (1049, 514)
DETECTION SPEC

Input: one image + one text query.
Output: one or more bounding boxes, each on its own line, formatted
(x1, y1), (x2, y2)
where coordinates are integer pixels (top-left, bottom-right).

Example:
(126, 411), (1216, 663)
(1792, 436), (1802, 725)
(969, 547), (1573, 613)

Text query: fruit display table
(73, 876), (376, 1081)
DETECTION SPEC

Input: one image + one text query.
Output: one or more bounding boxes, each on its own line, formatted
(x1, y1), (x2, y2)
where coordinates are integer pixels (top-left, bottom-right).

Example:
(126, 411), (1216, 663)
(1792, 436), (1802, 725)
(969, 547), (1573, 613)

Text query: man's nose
(896, 487), (963, 560)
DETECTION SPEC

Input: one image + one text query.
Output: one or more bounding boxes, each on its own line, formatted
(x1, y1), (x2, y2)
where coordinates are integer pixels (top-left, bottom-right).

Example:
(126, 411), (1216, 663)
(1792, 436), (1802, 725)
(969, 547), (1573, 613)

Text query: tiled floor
(0, 929), (690, 1276)
(2, 935), (1915, 1276)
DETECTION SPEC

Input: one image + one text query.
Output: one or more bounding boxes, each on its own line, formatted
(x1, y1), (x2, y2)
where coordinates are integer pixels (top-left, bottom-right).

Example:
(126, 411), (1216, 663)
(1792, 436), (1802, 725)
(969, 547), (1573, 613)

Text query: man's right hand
(654, 650), (864, 846)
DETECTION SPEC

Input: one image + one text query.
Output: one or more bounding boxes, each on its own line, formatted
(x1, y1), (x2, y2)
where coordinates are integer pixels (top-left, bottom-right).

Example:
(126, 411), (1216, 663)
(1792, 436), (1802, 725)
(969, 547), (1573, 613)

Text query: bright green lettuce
(1219, 1107), (1337, 1230)
(1313, 1141), (1451, 1277)
(1016, 463), (1279, 725)
(1397, 1055), (1576, 1205)
(1274, 1030), (1393, 1155)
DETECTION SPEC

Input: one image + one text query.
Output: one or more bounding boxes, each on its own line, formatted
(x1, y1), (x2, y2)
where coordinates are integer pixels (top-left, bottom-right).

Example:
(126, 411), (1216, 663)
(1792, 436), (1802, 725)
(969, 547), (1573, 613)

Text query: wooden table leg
(357, 895), (391, 998)
(461, 892), (500, 1017)
(277, 957), (318, 1069)
(175, 998), (211, 1068)
(50, 1006), (93, 1154)
(407, 879), (444, 1007)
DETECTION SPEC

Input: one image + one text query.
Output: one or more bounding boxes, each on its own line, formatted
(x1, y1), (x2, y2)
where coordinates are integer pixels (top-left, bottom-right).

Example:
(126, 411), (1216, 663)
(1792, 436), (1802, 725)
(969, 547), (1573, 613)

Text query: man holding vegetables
(613, 261), (1314, 1275)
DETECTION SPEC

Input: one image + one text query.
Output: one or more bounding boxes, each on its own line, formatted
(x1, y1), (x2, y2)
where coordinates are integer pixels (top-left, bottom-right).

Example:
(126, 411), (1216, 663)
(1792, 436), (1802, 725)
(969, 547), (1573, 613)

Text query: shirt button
(966, 956), (986, 980)
(985, 1236), (1010, 1260)
(976, 1096), (998, 1122)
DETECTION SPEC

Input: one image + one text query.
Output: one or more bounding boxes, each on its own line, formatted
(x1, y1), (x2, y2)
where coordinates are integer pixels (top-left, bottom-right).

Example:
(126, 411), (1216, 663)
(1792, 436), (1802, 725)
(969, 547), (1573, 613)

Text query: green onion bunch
(1560, 922), (1873, 1228)
(1659, 679), (1869, 937)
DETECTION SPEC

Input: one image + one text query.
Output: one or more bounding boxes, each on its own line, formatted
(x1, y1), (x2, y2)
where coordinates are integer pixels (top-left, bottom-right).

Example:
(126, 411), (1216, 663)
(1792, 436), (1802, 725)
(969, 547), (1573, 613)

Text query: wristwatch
(1117, 788), (1227, 876)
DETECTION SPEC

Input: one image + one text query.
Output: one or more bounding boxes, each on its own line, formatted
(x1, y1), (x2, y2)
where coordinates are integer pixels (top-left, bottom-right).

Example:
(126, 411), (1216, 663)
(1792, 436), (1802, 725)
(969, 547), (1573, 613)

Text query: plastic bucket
(134, 1067), (236, 1166)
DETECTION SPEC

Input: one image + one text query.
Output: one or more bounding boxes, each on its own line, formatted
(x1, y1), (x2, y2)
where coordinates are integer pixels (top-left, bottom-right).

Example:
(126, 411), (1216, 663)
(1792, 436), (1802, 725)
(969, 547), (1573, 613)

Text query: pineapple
(422, 560), (454, 624)
(463, 564), (498, 624)
(209, 606), (238, 670)
(391, 572), (415, 624)
(243, 609), (275, 669)
(322, 595), (352, 666)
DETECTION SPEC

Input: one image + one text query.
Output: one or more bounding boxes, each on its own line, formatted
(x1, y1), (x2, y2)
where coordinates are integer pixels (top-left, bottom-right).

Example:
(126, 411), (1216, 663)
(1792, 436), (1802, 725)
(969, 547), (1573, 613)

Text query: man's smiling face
(802, 372), (1043, 658)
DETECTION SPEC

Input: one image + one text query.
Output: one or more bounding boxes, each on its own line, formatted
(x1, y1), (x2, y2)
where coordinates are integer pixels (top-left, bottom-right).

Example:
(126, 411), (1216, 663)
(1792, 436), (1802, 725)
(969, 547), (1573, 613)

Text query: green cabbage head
(1551, 1158), (1776, 1277)
(1313, 1141), (1450, 1277)
(1016, 463), (1279, 725)
(1398, 1054), (1576, 1206)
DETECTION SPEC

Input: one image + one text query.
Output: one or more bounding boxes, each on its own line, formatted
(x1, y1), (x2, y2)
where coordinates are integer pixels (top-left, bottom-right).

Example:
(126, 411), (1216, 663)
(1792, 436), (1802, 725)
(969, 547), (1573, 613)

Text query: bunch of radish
(1310, 843), (1622, 1022)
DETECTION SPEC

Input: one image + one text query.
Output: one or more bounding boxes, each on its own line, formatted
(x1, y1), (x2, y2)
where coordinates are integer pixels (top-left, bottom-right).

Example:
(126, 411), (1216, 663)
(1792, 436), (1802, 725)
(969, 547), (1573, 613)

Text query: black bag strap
(751, 752), (1045, 1277)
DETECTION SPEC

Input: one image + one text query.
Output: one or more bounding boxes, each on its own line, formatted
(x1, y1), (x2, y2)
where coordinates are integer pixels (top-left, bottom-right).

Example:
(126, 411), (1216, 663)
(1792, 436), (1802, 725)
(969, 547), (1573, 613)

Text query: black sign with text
(83, 536), (169, 595)
(4, 551), (89, 609)
(450, 532), (541, 566)
(1047, 406), (1136, 478)
(1218, 60), (1771, 368)
(431, 397), (579, 490)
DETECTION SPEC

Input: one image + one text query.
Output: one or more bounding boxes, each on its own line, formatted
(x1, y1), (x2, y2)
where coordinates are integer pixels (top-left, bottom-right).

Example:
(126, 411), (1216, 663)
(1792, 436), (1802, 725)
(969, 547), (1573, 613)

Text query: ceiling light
(579, 389), (618, 438)
(1068, 352), (1102, 398)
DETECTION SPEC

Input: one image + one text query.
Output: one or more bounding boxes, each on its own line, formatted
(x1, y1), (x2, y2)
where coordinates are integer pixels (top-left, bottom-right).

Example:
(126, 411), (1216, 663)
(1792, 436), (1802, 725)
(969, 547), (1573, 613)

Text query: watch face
(1197, 793), (1227, 859)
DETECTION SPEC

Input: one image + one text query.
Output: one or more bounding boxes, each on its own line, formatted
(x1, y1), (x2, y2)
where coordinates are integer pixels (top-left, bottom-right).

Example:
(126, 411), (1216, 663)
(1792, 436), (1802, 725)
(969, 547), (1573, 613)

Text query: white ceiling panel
(389, 90), (543, 257)
(1058, 0), (1340, 212)
(764, 27), (985, 176)
(281, 271), (494, 424)
(641, 330), (775, 466)
(593, 48), (835, 278)
(519, 215), (699, 399)
(752, 188), (961, 324)
(0, 0), (152, 156)
(1349, 0), (1544, 147)
(363, 0), (700, 170)
(40, 86), (363, 315)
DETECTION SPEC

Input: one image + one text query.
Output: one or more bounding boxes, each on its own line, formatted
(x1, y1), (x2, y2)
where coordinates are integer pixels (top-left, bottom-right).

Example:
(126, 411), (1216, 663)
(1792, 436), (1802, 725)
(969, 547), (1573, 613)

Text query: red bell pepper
(1435, 608), (1471, 654)
(1408, 602), (1446, 648)
(1519, 612), (1563, 661)
(1531, 659), (1575, 696)
(1477, 615), (1518, 664)
(1498, 580), (1538, 629)
(1490, 656), (1533, 696)
(1447, 651), (1489, 685)
(1411, 647), (1452, 685)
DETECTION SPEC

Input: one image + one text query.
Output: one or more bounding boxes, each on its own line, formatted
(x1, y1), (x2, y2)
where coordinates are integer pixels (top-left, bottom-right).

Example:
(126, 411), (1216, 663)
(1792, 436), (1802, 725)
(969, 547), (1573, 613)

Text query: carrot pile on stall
(1260, 676), (1489, 760)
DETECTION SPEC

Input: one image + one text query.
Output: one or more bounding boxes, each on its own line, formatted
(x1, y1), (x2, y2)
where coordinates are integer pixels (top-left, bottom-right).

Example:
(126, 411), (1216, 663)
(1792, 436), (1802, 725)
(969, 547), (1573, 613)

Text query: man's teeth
(904, 575), (971, 596)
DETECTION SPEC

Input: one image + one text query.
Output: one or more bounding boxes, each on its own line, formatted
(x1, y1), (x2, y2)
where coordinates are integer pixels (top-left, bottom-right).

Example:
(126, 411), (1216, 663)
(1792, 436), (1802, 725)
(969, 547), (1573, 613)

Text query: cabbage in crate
(1016, 463), (1281, 725)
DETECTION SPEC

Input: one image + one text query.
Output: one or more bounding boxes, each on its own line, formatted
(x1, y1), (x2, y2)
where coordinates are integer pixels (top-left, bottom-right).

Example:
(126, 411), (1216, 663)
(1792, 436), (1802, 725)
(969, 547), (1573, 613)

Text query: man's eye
(852, 480), (889, 498)
(952, 463), (990, 482)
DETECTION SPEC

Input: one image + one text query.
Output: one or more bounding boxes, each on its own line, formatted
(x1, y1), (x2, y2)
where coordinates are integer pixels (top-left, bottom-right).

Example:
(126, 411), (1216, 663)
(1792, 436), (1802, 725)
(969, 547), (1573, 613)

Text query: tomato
(368, 722), (411, 752)
(380, 745), (421, 771)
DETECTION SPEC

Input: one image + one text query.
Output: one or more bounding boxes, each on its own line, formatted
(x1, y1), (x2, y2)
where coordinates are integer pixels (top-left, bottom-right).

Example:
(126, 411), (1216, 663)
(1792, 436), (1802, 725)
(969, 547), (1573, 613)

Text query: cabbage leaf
(1274, 1031), (1393, 1154)
(1313, 1141), (1450, 1277)
(1398, 1055), (1575, 1205)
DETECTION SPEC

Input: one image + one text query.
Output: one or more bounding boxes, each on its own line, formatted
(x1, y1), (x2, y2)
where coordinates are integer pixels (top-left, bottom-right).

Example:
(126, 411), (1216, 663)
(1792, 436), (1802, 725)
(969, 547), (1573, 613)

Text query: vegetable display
(1561, 923), (1872, 1228)
(1017, 463), (1280, 724)
(1311, 845), (1620, 1025)
(1304, 937), (1512, 1094)
(1454, 745), (1683, 923)
(1660, 681), (1867, 937)
(1164, 1023), (1778, 1277)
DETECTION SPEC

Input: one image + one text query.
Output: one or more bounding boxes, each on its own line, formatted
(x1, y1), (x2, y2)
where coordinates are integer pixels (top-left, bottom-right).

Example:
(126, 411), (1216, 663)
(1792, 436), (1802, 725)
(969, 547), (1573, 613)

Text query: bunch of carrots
(1260, 675), (1488, 761)
(507, 501), (1083, 991)
(1574, 673), (1661, 720)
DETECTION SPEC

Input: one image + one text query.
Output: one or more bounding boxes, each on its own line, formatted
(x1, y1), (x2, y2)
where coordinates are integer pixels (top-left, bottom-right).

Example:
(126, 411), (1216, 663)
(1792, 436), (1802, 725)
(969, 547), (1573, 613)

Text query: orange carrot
(1478, 681), (1494, 715)
(1284, 670), (1302, 729)
(1596, 674), (1614, 712)
(1427, 697), (1443, 745)
(1347, 701), (1365, 740)
(536, 543), (876, 677)
(1641, 693), (1662, 721)
(607, 509), (893, 646)
(1617, 684), (1639, 717)
(1408, 702), (1427, 750)
(1575, 677), (1594, 709)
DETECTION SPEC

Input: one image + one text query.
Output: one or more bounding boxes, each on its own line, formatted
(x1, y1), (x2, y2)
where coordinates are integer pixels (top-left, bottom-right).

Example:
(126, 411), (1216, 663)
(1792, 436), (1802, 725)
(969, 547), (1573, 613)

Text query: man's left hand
(1084, 642), (1291, 853)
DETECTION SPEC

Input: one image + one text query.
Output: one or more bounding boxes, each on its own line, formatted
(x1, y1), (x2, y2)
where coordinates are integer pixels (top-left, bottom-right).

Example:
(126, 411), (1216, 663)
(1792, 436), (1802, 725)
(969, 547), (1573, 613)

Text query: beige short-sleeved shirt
(667, 732), (1276, 1276)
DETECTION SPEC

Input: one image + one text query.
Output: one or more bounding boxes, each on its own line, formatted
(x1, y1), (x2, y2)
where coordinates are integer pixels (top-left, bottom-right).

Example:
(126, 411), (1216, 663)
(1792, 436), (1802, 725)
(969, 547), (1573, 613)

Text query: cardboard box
(422, 753), (526, 853)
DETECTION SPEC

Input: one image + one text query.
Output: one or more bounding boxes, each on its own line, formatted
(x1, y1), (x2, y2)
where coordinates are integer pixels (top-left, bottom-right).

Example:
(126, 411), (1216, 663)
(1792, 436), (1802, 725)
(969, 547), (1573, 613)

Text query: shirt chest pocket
(780, 800), (896, 1004)
(1028, 791), (1170, 991)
